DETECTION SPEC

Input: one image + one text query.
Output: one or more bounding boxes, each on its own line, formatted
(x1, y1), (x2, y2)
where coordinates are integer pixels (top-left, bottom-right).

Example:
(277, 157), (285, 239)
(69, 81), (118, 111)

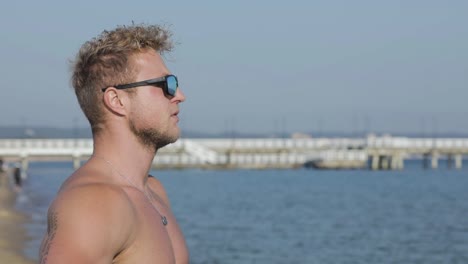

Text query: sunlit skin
(39, 49), (188, 264)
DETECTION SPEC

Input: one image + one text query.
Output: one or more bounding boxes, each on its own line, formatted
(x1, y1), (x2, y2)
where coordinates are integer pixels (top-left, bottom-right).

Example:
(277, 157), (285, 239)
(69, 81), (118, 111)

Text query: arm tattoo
(39, 209), (59, 264)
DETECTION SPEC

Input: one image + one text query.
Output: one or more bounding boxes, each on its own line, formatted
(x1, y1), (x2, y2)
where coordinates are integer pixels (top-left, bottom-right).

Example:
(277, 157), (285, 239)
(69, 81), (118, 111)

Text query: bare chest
(115, 194), (189, 264)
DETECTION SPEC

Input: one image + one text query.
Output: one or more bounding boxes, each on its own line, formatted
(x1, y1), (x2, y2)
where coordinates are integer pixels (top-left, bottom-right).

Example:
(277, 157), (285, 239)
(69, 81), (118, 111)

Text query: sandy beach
(0, 171), (35, 264)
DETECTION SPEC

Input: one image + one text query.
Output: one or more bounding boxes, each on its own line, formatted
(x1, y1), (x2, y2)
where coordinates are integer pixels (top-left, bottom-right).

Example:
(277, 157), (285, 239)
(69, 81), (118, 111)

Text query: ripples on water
(14, 161), (468, 263)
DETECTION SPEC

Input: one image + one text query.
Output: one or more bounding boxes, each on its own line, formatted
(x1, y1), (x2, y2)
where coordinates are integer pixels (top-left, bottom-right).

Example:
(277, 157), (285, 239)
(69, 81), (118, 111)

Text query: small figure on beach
(13, 165), (22, 192)
(39, 23), (188, 263)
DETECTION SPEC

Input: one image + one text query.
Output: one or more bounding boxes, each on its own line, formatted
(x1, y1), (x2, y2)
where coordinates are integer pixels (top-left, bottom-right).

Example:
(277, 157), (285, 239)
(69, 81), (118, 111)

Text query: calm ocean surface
(13, 160), (468, 263)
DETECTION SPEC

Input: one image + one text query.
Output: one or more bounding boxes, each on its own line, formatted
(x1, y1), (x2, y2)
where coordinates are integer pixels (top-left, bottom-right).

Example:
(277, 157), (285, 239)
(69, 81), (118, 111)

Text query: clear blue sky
(1, 0), (467, 135)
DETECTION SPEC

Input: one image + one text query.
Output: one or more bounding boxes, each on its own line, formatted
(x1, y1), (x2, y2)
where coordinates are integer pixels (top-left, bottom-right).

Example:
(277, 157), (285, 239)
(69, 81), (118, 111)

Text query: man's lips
(172, 111), (180, 122)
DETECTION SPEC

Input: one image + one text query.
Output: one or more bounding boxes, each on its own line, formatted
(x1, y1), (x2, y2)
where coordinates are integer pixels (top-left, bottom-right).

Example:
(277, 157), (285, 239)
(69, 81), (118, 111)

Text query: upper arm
(39, 185), (135, 264)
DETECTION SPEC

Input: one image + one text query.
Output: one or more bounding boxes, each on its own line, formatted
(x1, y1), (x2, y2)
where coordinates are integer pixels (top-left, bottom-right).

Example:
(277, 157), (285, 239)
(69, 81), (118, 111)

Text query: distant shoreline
(0, 171), (35, 264)
(1, 125), (468, 139)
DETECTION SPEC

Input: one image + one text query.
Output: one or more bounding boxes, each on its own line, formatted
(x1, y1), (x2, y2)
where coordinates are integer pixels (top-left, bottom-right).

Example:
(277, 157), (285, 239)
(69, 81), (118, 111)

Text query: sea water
(13, 160), (468, 263)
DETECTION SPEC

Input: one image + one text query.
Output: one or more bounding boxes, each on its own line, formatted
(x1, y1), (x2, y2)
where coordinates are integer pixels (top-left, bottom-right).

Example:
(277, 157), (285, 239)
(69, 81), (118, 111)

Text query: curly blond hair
(71, 23), (174, 133)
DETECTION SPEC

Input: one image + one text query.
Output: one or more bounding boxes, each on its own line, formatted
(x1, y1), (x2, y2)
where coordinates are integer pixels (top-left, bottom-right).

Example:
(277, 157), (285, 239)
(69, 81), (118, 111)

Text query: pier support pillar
(371, 155), (379, 170)
(423, 153), (429, 169)
(73, 156), (81, 170)
(447, 154), (463, 169)
(389, 156), (394, 170)
(379, 156), (389, 170)
(21, 158), (29, 172)
(397, 155), (404, 170)
(390, 154), (404, 170)
(226, 150), (232, 166)
(447, 154), (454, 169)
(431, 153), (439, 169)
(455, 154), (462, 169)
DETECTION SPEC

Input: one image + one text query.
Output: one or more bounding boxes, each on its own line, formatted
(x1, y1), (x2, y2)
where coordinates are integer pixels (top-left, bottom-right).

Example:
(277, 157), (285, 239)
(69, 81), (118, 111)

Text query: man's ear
(102, 88), (128, 116)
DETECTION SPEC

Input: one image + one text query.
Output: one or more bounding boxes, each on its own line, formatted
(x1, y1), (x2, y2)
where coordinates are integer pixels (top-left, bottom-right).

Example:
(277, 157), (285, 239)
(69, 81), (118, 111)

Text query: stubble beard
(129, 118), (179, 152)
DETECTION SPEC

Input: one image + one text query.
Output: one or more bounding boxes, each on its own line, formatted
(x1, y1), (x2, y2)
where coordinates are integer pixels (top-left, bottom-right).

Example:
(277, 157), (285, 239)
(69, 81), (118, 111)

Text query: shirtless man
(39, 24), (189, 263)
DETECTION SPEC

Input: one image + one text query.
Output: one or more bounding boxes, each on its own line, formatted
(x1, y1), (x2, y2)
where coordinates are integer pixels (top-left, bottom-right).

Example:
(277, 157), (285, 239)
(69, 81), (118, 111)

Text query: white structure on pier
(0, 136), (467, 171)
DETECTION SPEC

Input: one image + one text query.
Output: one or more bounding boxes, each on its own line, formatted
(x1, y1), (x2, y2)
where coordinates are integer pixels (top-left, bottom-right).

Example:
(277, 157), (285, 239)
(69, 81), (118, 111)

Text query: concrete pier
(0, 137), (467, 171)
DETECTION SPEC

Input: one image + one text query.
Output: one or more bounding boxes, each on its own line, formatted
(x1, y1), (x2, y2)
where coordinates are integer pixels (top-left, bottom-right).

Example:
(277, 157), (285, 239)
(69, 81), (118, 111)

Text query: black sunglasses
(102, 74), (178, 96)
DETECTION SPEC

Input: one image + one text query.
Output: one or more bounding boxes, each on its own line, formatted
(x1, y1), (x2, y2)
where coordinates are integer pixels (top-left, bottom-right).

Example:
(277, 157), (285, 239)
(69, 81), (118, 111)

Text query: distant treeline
(0, 126), (467, 139)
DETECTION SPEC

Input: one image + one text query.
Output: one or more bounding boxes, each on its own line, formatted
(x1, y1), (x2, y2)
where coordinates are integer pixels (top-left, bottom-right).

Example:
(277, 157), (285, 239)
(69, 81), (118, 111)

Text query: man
(39, 24), (188, 263)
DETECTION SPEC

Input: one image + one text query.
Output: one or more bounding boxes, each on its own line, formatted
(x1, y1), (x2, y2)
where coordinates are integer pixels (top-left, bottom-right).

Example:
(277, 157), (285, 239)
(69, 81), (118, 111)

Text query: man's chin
(171, 127), (182, 141)
(159, 130), (180, 148)
(168, 132), (180, 145)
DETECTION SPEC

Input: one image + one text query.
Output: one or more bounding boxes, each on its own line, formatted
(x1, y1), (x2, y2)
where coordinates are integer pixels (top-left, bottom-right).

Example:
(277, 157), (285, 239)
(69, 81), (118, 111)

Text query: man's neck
(92, 128), (157, 189)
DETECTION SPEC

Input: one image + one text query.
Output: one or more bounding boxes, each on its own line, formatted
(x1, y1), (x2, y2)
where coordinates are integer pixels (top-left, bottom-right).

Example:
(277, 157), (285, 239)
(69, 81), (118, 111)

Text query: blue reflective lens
(167, 76), (178, 96)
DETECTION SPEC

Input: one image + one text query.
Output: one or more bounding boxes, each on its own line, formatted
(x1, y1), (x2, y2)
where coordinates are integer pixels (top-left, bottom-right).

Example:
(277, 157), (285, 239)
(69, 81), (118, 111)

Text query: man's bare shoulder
(40, 170), (137, 263)
(54, 168), (137, 220)
(53, 180), (136, 220)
